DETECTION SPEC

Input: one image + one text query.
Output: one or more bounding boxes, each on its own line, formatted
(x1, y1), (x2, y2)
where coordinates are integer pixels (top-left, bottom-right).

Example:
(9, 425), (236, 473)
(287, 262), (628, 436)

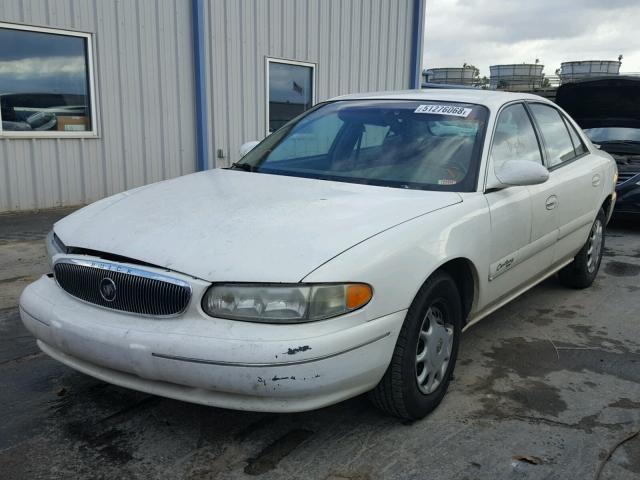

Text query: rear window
(238, 100), (489, 192)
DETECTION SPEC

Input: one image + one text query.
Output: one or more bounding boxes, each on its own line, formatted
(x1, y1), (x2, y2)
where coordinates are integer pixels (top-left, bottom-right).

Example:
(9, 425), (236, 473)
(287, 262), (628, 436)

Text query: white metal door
(483, 102), (553, 303)
(527, 103), (602, 266)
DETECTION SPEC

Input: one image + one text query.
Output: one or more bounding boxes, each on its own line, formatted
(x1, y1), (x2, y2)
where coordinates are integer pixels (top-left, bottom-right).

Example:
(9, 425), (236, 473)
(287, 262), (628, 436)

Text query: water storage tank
(423, 67), (476, 86)
(490, 64), (544, 91)
(559, 60), (621, 83)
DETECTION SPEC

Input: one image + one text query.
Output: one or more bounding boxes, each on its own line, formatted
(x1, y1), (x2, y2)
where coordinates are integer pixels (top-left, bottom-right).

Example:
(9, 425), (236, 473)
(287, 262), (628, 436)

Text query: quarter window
(267, 58), (315, 134)
(490, 103), (542, 173)
(562, 115), (588, 156)
(529, 104), (576, 168)
(0, 23), (96, 136)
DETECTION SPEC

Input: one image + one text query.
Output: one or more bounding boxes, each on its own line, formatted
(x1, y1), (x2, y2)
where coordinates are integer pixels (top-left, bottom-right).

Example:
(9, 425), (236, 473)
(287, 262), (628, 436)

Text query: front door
(484, 102), (554, 304)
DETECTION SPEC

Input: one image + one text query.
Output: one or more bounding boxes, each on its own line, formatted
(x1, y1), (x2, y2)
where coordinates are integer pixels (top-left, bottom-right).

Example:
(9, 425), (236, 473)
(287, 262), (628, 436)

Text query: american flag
(292, 81), (304, 94)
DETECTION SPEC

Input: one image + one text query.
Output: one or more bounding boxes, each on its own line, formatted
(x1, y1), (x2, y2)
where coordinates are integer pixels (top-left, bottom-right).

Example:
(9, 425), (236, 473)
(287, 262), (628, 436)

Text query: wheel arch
(601, 193), (615, 224)
(433, 257), (479, 325)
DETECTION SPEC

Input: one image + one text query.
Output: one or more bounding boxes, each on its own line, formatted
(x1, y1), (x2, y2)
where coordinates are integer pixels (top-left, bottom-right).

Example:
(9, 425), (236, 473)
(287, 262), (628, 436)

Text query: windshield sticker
(437, 179), (458, 185)
(414, 104), (472, 117)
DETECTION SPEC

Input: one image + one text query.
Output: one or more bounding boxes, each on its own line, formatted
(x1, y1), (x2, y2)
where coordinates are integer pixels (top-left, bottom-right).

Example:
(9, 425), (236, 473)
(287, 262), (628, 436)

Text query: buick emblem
(99, 277), (117, 302)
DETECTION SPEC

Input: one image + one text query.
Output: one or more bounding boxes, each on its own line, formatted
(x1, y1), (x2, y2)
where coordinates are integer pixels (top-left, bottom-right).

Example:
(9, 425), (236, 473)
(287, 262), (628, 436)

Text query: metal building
(0, 0), (425, 212)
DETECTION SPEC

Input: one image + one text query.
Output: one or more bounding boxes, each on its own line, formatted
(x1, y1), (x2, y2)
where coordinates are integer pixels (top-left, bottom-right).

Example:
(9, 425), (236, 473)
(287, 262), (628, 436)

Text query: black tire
(369, 271), (462, 420)
(558, 208), (606, 289)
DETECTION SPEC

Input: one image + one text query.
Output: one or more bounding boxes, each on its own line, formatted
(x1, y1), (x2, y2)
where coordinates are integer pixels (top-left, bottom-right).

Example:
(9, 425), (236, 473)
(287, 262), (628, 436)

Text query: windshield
(237, 100), (489, 191)
(584, 127), (640, 143)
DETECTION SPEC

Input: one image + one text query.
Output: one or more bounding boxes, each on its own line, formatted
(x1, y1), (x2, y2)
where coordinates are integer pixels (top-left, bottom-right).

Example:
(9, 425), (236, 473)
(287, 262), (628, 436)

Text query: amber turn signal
(346, 284), (373, 310)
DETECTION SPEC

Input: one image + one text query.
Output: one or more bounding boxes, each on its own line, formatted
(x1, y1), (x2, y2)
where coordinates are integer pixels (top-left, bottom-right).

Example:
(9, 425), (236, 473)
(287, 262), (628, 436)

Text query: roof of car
(331, 89), (548, 110)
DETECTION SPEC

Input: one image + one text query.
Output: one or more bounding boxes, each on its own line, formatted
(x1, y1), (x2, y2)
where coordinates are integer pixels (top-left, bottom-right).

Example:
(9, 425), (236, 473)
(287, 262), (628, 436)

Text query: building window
(0, 23), (96, 137)
(266, 58), (315, 134)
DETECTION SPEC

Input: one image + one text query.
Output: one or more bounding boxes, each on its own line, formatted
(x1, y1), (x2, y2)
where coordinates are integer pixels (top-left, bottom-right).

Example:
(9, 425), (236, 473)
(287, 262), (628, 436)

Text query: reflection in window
(563, 116), (588, 156)
(268, 112), (343, 162)
(0, 25), (93, 134)
(529, 104), (576, 167)
(491, 103), (542, 172)
(268, 60), (313, 133)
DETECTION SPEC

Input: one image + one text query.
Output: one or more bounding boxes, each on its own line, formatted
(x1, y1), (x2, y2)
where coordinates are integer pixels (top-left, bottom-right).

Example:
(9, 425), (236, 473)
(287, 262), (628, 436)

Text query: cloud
(0, 56), (86, 77)
(0, 27), (85, 61)
(422, 0), (640, 77)
(0, 56), (87, 95)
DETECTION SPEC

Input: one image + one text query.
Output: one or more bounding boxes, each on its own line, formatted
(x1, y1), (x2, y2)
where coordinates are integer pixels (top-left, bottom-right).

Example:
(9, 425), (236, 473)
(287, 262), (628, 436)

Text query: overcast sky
(422, 0), (640, 77)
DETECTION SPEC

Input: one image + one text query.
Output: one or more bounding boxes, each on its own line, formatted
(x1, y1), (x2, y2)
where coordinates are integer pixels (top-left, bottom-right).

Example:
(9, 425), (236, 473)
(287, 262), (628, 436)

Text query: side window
(562, 115), (588, 156)
(529, 104), (576, 168)
(490, 103), (542, 173)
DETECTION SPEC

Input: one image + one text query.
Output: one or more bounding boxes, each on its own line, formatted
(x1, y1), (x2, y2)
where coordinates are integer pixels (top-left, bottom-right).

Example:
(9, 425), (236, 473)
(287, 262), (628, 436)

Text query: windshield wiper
(229, 162), (256, 172)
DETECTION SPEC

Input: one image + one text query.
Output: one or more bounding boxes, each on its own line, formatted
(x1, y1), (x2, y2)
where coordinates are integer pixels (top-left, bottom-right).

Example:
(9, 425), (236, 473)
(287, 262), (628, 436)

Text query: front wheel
(369, 271), (462, 420)
(558, 208), (606, 289)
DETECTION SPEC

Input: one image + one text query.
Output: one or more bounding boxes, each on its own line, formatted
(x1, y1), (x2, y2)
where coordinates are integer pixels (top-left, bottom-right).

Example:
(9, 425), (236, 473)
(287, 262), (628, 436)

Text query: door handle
(592, 174), (601, 186)
(545, 195), (558, 210)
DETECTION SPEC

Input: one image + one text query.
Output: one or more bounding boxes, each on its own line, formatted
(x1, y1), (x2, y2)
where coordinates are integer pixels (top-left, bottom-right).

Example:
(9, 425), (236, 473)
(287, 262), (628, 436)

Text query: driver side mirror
(487, 160), (549, 190)
(239, 140), (260, 157)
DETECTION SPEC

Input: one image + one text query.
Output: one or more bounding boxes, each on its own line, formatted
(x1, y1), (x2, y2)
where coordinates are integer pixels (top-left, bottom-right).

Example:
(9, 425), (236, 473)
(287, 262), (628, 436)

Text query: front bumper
(20, 275), (405, 412)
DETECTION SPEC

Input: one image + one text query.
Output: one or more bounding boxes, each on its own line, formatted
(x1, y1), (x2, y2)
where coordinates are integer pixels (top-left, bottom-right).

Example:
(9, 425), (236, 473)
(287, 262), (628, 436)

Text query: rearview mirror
(487, 160), (549, 189)
(239, 140), (260, 157)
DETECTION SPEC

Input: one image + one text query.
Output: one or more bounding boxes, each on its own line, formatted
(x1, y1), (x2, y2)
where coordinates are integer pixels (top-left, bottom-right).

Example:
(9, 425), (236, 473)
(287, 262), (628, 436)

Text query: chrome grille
(54, 258), (191, 316)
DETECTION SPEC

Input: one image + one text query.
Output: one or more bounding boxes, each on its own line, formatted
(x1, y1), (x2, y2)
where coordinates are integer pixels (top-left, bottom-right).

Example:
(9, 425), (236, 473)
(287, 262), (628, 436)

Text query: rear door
(527, 103), (602, 265)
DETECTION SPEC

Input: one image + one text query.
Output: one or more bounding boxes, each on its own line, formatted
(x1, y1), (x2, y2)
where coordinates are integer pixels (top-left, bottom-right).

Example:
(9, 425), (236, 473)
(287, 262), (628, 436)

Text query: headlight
(201, 283), (373, 323)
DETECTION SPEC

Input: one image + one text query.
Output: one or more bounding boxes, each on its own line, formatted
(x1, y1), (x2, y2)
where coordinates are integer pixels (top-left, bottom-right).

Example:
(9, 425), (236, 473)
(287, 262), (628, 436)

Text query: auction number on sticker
(414, 104), (472, 117)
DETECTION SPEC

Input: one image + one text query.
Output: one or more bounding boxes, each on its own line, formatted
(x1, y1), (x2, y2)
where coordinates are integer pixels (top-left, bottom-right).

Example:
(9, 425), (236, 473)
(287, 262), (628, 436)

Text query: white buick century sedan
(20, 90), (616, 420)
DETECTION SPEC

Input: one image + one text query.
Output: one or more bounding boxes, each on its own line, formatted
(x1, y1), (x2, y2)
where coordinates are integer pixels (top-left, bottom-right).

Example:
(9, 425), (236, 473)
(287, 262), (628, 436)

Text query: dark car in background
(556, 76), (640, 217)
(1, 93), (89, 132)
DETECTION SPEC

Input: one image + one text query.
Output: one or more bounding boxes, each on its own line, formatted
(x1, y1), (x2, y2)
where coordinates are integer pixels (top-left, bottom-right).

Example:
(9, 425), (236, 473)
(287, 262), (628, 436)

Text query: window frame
(0, 21), (98, 139)
(484, 100), (545, 191)
(265, 57), (316, 136)
(524, 101), (589, 171)
(560, 112), (590, 159)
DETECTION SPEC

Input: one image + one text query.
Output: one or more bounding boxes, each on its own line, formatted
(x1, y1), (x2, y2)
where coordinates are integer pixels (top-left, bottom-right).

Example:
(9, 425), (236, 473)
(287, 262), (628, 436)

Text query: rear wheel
(369, 271), (462, 420)
(558, 208), (606, 289)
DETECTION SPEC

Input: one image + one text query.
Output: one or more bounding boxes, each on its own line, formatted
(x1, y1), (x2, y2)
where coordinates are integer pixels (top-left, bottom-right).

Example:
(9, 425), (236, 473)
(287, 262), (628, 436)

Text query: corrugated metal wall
(0, 0), (417, 211)
(0, 0), (196, 212)
(203, 0), (415, 168)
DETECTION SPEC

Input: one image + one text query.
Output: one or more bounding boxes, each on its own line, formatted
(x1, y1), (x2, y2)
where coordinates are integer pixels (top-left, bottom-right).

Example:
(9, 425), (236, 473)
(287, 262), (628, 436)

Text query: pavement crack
(98, 395), (160, 426)
(244, 429), (314, 475)
(0, 351), (43, 366)
(0, 276), (31, 284)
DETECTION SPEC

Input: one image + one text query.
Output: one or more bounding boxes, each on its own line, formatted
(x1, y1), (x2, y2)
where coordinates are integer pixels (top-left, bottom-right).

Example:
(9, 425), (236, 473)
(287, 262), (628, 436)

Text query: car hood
(555, 76), (640, 129)
(55, 169), (462, 282)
